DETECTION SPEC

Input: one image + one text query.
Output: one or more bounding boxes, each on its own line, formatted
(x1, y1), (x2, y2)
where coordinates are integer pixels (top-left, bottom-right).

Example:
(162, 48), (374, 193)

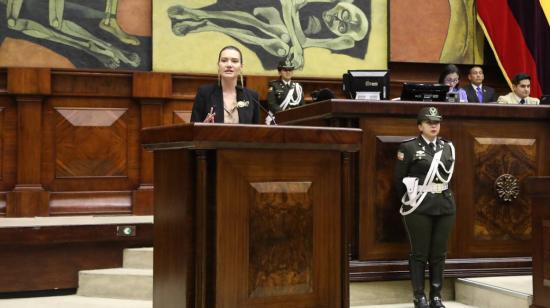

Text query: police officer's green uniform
(267, 60), (304, 113)
(394, 107), (456, 308)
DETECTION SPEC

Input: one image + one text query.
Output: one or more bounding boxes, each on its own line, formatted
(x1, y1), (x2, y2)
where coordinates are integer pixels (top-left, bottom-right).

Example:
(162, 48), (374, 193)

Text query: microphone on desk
(246, 93), (277, 125)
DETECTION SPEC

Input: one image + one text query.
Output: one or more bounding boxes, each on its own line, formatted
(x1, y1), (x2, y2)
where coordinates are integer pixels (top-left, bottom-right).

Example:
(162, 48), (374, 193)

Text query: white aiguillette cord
(399, 143), (456, 216)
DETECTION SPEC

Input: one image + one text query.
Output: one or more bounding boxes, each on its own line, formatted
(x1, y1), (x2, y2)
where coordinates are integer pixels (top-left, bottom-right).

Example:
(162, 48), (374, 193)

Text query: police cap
(277, 59), (294, 70)
(417, 106), (442, 123)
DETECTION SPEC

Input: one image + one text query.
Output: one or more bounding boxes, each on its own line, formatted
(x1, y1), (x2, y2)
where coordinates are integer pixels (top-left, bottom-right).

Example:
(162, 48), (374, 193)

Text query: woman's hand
(204, 107), (216, 123)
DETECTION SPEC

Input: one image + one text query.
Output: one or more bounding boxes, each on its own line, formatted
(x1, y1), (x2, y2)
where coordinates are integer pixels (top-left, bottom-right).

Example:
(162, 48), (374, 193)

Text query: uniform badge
(415, 150), (425, 159)
(397, 151), (404, 161)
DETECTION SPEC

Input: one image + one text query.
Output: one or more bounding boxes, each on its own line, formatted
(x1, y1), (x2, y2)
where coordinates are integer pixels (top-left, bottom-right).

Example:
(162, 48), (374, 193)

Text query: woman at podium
(191, 46), (259, 124)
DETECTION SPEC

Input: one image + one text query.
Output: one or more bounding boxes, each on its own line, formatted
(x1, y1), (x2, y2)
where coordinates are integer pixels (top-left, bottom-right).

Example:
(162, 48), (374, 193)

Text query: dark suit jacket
(464, 84), (497, 103)
(191, 84), (259, 124)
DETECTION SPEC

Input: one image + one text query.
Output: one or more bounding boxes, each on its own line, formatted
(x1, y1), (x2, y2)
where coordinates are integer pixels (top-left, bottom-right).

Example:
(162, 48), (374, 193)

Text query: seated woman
(438, 64), (467, 102)
(191, 45), (259, 124)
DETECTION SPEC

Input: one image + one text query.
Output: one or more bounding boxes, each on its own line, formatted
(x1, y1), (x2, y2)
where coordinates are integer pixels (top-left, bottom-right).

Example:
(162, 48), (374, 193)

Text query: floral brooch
(236, 100), (249, 108)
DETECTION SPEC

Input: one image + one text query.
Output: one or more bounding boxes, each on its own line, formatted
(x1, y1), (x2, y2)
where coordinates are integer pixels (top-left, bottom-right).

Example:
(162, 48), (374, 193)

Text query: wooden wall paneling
(172, 74), (217, 98)
(133, 72), (172, 99)
(133, 99), (164, 215)
(526, 177), (550, 308)
(7, 68), (50, 95)
(7, 95), (49, 217)
(51, 70), (132, 97)
(42, 97), (139, 215)
(0, 223), (153, 292)
(246, 75), (270, 101)
(215, 149), (342, 308)
(459, 120), (542, 257)
(0, 69), (7, 92)
(358, 117), (419, 260)
(0, 95), (17, 217)
(164, 99), (193, 125)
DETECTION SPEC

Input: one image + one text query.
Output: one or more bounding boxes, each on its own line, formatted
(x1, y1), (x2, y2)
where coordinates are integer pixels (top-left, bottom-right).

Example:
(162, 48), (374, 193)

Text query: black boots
(430, 296), (445, 308)
(414, 295), (430, 308)
(429, 258), (446, 308)
(409, 255), (429, 308)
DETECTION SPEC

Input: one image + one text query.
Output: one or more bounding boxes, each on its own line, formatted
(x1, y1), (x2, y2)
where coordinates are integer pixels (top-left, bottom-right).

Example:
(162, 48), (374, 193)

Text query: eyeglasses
(444, 78), (459, 83)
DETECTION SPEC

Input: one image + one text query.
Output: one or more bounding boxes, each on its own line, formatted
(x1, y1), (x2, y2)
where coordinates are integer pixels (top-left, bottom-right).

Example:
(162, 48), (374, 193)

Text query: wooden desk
(526, 177), (550, 308)
(277, 100), (550, 280)
(142, 123), (361, 308)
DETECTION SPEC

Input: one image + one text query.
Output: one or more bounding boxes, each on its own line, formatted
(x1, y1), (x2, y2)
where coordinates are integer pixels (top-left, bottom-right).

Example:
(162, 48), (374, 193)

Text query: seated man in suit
(464, 66), (497, 103)
(497, 73), (540, 105)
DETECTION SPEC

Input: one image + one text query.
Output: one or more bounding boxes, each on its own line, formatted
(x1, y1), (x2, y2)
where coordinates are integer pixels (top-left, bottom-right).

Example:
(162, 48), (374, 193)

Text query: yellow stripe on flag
(541, 0), (550, 26)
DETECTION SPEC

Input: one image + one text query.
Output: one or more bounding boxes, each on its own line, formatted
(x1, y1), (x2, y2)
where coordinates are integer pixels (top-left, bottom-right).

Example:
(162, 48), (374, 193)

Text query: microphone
(246, 92), (277, 125)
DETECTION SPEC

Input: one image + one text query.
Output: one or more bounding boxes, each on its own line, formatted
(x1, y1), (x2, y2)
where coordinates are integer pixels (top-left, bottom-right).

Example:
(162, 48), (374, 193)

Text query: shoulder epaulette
(400, 137), (416, 144)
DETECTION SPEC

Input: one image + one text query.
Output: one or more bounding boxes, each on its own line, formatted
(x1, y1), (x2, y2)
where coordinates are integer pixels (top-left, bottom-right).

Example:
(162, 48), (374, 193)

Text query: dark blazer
(464, 84), (497, 103)
(191, 84), (260, 124)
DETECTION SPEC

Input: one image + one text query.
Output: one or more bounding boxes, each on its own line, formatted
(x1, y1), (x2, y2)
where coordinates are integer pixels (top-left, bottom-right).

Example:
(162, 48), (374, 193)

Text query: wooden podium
(141, 123), (361, 308)
(526, 177), (550, 308)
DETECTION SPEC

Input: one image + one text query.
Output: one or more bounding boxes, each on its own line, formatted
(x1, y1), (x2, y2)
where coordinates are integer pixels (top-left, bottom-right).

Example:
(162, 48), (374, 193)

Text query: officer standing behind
(267, 60), (304, 120)
(394, 107), (456, 308)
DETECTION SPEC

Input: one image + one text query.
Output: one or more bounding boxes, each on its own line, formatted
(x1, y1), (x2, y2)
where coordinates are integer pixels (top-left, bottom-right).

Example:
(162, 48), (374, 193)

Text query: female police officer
(394, 107), (456, 308)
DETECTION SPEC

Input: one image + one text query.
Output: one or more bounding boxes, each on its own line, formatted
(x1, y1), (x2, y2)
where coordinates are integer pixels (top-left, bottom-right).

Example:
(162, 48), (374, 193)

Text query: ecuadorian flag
(477, 0), (550, 97)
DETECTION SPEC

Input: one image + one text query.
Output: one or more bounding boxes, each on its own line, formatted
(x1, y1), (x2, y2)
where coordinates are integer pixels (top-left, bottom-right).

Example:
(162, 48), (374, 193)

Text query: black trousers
(403, 212), (455, 264)
(403, 211), (455, 299)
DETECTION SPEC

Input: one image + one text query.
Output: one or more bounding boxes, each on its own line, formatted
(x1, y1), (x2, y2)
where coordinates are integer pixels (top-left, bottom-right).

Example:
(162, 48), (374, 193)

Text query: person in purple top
(438, 64), (467, 102)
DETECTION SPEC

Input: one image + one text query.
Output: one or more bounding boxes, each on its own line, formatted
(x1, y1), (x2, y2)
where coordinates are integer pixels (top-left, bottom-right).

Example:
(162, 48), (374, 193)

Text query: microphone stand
(247, 94), (277, 125)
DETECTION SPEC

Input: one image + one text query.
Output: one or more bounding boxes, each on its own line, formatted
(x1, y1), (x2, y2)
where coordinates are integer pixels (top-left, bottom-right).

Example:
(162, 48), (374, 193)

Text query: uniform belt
(419, 183), (448, 193)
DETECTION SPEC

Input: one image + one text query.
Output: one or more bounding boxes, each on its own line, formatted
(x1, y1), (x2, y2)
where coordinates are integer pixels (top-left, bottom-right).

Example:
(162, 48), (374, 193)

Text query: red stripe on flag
(477, 0), (543, 97)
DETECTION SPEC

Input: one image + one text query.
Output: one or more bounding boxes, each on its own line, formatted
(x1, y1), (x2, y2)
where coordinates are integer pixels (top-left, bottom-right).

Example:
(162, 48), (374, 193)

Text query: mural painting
(391, 0), (484, 64)
(0, 0), (151, 70)
(154, 0), (388, 77)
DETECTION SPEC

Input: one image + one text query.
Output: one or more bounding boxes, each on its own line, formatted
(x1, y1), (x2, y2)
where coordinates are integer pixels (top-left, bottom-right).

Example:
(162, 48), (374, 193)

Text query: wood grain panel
(173, 111), (192, 124)
(0, 69), (6, 91)
(473, 138), (535, 241)
(0, 223), (153, 292)
(51, 71), (132, 97)
(133, 72), (172, 98)
(7, 68), (50, 95)
(43, 98), (139, 192)
(153, 149), (195, 308)
(248, 182), (313, 298)
(458, 121), (542, 257)
(54, 108), (129, 178)
(359, 117), (420, 260)
(544, 223), (550, 281)
(526, 178), (550, 308)
(216, 149), (341, 308)
(49, 191), (132, 215)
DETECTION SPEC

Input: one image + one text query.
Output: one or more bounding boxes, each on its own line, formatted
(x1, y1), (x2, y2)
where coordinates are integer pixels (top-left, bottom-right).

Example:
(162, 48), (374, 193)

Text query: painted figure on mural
(167, 0), (371, 70)
(440, 0), (479, 63)
(0, 0), (149, 69)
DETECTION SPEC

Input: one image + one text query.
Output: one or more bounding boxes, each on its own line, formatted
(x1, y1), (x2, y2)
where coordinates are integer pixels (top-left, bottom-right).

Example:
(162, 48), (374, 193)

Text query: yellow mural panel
(153, 0), (388, 77)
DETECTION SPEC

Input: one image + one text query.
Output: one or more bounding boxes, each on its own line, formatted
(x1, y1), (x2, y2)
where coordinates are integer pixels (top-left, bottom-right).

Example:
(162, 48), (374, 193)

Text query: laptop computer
(540, 95), (550, 105)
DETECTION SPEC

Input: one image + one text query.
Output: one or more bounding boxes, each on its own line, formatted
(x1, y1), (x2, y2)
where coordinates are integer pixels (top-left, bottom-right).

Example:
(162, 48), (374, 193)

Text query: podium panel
(216, 149), (341, 307)
(142, 123), (361, 308)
